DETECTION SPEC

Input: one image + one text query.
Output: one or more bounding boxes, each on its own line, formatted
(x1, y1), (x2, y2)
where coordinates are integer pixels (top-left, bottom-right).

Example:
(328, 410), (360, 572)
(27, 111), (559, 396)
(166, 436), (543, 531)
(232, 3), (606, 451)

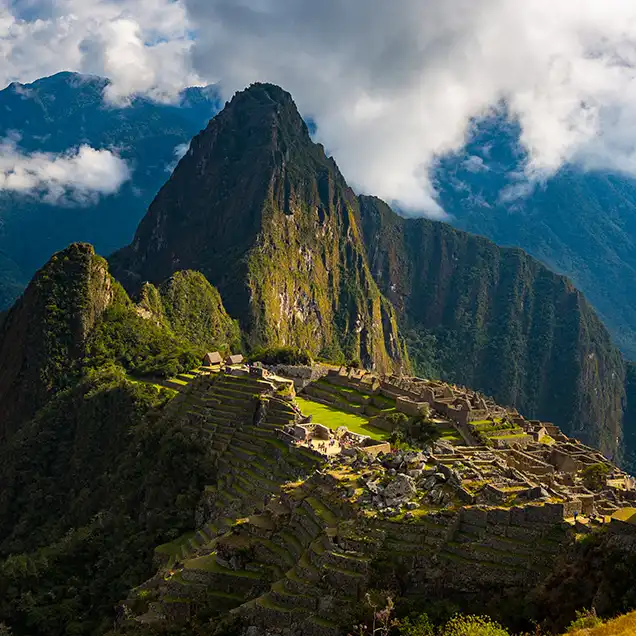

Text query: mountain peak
(233, 82), (296, 106)
(217, 82), (312, 147)
(111, 83), (406, 372)
(0, 242), (114, 438)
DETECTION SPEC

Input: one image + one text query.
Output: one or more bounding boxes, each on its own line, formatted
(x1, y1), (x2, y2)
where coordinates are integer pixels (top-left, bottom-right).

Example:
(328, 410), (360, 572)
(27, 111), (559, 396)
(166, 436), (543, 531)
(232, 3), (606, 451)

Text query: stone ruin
(278, 365), (636, 524)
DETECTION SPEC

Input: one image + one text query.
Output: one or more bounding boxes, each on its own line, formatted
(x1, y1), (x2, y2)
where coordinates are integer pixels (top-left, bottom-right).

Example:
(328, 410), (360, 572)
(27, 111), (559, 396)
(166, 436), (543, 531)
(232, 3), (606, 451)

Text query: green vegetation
(155, 533), (196, 557)
(89, 270), (242, 379)
(566, 609), (603, 632)
(249, 346), (312, 366)
(581, 463), (610, 492)
(439, 615), (510, 636)
(86, 285), (201, 378)
(358, 194), (626, 459)
(563, 610), (636, 635)
(111, 83), (408, 373)
(2, 82), (636, 636)
(0, 243), (113, 433)
(159, 271), (242, 353)
(295, 397), (390, 441)
(0, 366), (215, 636)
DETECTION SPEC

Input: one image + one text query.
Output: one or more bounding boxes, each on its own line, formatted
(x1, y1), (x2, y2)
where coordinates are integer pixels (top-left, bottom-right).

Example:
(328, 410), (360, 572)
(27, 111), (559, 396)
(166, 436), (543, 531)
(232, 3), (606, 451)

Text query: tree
(399, 614), (434, 636)
(582, 463), (610, 492)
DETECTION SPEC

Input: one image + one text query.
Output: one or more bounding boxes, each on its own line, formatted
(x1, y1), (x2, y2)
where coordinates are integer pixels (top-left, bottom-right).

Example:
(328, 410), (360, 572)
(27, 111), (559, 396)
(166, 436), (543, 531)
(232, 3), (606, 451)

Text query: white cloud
(0, 136), (131, 204)
(5, 1), (636, 214)
(165, 142), (190, 173)
(0, 0), (200, 104)
(183, 0), (636, 215)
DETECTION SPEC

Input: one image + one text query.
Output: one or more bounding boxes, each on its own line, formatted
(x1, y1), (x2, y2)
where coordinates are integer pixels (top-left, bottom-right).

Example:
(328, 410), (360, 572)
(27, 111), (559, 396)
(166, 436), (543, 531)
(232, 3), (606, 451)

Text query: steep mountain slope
(434, 114), (636, 359)
(0, 366), (214, 636)
(111, 83), (406, 372)
(0, 72), (221, 309)
(0, 244), (238, 440)
(112, 82), (627, 458)
(0, 243), (114, 438)
(359, 196), (626, 458)
(139, 270), (242, 353)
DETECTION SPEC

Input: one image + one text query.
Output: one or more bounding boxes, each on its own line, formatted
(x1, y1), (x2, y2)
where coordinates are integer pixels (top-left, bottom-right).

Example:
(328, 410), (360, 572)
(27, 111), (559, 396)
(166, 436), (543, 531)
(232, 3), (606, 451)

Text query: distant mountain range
(0, 71), (222, 308)
(2, 73), (636, 461)
(434, 113), (636, 359)
(3, 73), (636, 366)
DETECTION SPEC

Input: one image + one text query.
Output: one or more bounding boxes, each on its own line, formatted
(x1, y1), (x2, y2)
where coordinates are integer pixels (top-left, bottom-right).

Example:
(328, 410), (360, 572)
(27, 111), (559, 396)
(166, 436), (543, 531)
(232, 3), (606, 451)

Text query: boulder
(384, 473), (417, 500)
(423, 476), (438, 490)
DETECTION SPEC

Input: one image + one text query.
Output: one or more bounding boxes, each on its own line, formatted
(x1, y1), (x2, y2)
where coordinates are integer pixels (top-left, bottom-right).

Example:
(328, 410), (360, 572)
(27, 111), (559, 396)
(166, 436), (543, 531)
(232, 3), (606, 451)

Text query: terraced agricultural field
(294, 397), (390, 441)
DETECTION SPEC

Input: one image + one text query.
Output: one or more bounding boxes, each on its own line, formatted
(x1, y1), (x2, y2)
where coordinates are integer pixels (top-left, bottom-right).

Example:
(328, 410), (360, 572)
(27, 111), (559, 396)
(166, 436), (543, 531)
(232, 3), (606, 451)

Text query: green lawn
(295, 397), (389, 441)
(185, 554), (263, 578)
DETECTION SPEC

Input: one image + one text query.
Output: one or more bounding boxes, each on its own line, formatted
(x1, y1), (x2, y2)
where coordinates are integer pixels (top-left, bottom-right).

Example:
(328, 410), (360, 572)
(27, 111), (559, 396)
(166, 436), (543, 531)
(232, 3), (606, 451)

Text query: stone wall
(361, 442), (391, 458)
(273, 364), (329, 390)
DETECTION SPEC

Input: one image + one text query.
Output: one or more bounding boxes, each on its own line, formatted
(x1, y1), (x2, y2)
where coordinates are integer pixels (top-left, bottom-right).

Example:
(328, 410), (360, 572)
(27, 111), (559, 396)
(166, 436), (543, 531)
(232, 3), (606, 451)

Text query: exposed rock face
(358, 195), (626, 459)
(0, 243), (113, 438)
(111, 84), (406, 372)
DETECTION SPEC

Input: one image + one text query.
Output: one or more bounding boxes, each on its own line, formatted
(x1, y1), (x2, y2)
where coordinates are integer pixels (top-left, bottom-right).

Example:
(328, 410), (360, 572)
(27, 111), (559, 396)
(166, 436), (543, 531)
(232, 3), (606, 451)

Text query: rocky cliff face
(359, 195), (626, 458)
(111, 84), (406, 372)
(0, 243), (113, 438)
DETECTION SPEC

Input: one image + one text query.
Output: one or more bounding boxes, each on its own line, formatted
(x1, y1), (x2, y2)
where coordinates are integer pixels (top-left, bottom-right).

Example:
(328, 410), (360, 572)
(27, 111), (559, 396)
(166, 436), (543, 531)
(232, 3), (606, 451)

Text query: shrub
(566, 609), (602, 632)
(411, 421), (442, 447)
(385, 412), (410, 430)
(439, 615), (510, 636)
(398, 614), (434, 636)
(581, 464), (610, 492)
(249, 346), (312, 366)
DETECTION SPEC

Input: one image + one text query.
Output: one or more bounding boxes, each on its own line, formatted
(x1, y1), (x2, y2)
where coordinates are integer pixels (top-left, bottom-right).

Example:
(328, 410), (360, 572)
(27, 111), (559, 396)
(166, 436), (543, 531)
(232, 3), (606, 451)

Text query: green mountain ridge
(358, 195), (626, 458)
(0, 244), (239, 440)
(111, 82), (630, 462)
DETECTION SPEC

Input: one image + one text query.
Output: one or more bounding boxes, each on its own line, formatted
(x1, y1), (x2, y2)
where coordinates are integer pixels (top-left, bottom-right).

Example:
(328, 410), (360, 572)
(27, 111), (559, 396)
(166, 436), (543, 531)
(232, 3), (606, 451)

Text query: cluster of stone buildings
(278, 366), (636, 523)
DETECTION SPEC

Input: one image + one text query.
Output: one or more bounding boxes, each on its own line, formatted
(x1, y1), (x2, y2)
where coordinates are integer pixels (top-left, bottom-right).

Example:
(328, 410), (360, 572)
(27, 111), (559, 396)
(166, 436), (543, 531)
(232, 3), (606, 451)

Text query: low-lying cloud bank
(0, 137), (131, 205)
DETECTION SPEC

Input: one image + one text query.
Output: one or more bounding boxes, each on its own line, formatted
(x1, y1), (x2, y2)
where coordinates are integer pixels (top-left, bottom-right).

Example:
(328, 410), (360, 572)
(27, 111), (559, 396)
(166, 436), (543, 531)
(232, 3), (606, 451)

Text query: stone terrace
(119, 365), (636, 635)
